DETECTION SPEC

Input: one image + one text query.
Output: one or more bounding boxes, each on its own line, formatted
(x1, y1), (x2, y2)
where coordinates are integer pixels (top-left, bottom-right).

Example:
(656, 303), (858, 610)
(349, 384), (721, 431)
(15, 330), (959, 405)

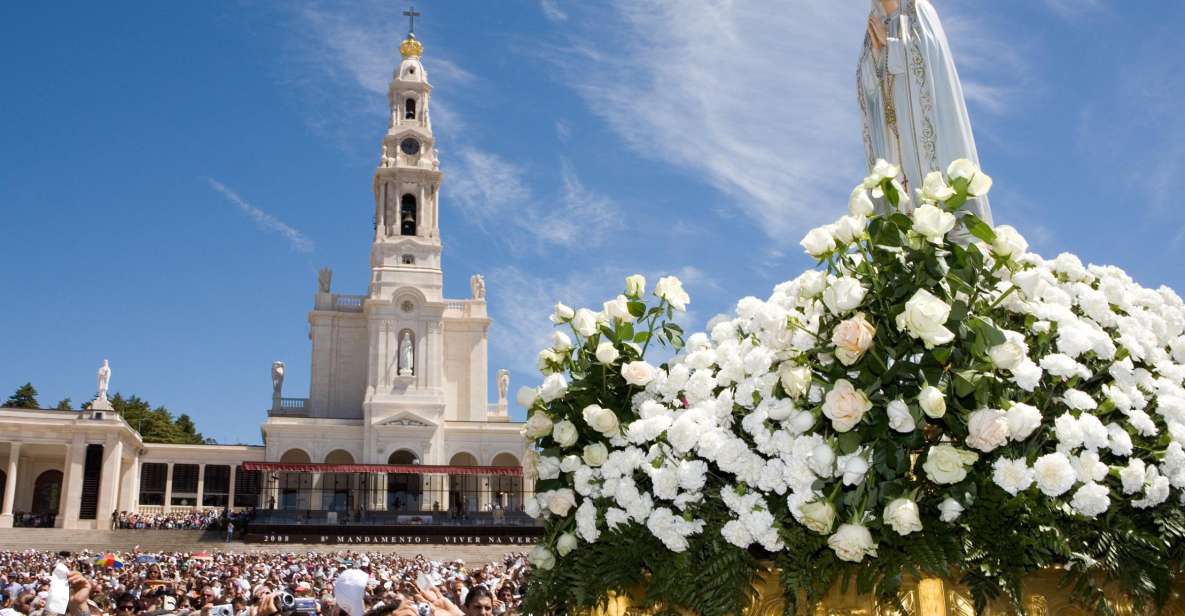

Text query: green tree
(54, 398), (72, 410)
(4, 383), (40, 408)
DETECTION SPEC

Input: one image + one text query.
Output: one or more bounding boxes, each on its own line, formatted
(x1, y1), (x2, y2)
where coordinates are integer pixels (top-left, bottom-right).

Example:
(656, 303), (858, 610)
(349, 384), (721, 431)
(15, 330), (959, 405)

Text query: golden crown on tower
(400, 33), (423, 58)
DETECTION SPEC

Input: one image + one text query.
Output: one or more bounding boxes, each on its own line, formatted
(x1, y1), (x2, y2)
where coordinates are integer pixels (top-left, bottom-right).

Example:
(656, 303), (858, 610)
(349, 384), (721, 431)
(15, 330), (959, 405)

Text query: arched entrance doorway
(448, 452), (479, 517)
(323, 450), (356, 512)
(386, 450), (422, 512)
(490, 452), (523, 513)
(32, 470), (63, 517)
(277, 449), (311, 510)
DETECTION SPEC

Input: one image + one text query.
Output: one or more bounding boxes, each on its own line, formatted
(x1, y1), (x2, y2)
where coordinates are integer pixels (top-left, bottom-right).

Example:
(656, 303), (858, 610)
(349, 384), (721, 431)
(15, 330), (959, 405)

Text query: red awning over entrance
(241, 461), (522, 477)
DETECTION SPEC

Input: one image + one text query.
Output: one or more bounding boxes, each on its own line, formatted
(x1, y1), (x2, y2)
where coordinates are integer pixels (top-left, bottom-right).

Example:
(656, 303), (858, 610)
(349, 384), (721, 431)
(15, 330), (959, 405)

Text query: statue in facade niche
(317, 267), (333, 293)
(96, 359), (111, 401)
(470, 274), (485, 300)
(398, 331), (414, 376)
(497, 368), (510, 403)
(272, 361), (285, 398)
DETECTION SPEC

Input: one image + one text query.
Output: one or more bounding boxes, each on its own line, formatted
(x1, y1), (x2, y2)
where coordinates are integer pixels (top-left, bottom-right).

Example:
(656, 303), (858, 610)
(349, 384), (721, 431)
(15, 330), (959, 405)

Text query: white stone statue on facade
(272, 361), (285, 398)
(857, 0), (992, 232)
(96, 359), (111, 401)
(398, 331), (414, 376)
(470, 274), (485, 300)
(317, 267), (332, 294)
(496, 369), (509, 403)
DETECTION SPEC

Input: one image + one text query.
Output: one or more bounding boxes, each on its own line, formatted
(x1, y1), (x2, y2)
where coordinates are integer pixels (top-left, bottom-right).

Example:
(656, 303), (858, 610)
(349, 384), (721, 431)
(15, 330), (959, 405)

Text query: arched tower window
(400, 194), (417, 236)
(404, 98), (417, 120)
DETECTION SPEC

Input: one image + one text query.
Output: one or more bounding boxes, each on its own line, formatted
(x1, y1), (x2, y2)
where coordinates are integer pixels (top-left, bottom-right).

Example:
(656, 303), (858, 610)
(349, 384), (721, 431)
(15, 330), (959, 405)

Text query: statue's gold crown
(400, 33), (423, 58)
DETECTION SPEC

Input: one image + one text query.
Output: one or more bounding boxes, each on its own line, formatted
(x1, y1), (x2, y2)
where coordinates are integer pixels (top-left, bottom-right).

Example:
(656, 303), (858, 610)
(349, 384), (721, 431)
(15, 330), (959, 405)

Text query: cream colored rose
(883, 498), (923, 535)
(922, 444), (979, 485)
(947, 159), (992, 196)
(582, 404), (620, 436)
(911, 203), (957, 244)
(918, 385), (946, 418)
(594, 341), (620, 364)
(516, 386), (539, 408)
(827, 523), (878, 563)
(896, 289), (954, 347)
(989, 330), (1028, 370)
(654, 276), (690, 311)
(778, 364), (812, 399)
(866, 159), (900, 185)
(921, 170), (955, 202)
(551, 331), (572, 352)
(621, 361), (657, 387)
(571, 308), (599, 336)
(556, 532), (578, 557)
(603, 294), (634, 323)
(550, 302), (574, 324)
(529, 545), (556, 570)
(582, 442), (608, 467)
(522, 450), (541, 481)
(849, 186), (875, 216)
(887, 399), (916, 433)
(800, 226), (837, 258)
(524, 411), (554, 439)
(822, 379), (872, 433)
(965, 408), (1009, 452)
(823, 277), (867, 316)
(992, 225), (1028, 258)
(551, 420), (579, 448)
(545, 488), (577, 516)
(832, 313), (876, 366)
(625, 274), (646, 298)
(539, 373), (568, 403)
(832, 215), (868, 244)
(800, 500), (836, 535)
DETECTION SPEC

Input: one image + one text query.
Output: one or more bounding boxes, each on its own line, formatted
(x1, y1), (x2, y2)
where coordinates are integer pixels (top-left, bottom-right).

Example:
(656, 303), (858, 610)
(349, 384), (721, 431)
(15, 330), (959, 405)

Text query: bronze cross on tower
(403, 6), (420, 34)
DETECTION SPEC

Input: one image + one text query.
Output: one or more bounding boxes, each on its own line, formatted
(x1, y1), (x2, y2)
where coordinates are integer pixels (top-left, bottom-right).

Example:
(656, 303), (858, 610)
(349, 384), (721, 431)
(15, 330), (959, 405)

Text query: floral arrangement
(519, 161), (1185, 615)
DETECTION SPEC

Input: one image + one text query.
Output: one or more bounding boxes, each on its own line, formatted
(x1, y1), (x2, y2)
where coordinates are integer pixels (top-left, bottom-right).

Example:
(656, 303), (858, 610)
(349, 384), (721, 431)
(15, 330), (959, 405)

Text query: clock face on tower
(400, 137), (421, 156)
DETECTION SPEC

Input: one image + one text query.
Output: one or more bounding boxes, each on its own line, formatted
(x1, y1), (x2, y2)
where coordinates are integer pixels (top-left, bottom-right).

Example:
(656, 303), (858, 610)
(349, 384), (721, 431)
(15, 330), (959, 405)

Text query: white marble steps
(0, 529), (524, 565)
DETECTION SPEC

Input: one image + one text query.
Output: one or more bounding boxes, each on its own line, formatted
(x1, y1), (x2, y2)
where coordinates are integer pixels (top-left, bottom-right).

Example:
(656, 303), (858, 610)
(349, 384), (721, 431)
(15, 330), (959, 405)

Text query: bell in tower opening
(400, 194), (417, 236)
(404, 98), (416, 120)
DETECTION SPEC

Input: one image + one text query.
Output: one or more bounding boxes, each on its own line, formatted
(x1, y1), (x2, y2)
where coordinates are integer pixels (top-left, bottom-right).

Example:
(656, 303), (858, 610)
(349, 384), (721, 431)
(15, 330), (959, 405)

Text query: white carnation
(991, 458), (1034, 496)
(1006, 402), (1042, 441)
(1069, 482), (1111, 518)
(1033, 452), (1077, 497)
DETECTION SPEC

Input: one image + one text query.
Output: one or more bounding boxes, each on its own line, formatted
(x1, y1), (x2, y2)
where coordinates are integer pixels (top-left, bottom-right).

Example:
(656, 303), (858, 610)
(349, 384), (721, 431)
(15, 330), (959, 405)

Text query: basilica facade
(0, 32), (528, 531)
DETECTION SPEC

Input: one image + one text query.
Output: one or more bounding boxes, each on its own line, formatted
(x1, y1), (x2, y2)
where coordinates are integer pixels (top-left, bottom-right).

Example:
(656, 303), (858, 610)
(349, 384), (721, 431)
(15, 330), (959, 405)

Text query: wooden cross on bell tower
(403, 6), (421, 34)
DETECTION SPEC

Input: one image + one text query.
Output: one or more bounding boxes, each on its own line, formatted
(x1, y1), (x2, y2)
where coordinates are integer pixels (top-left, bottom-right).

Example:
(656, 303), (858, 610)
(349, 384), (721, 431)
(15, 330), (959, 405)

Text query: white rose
(800, 226), (837, 258)
(966, 408), (1009, 452)
(938, 498), (964, 523)
(516, 386), (539, 408)
(536, 456), (561, 480)
(896, 289), (954, 347)
(556, 532), (578, 557)
(1033, 452), (1076, 497)
(551, 420), (579, 448)
(849, 186), (875, 216)
(1006, 402), (1042, 441)
(867, 159), (900, 185)
(539, 373), (568, 403)
(625, 274), (646, 298)
(560, 455), (582, 473)
(911, 203), (957, 244)
(798, 271), (827, 298)
(923, 444), (978, 485)
(523, 411), (554, 439)
(778, 364), (812, 399)
(582, 443), (608, 467)
(582, 404), (620, 436)
(992, 225), (1028, 258)
(550, 302), (575, 324)
(654, 276), (690, 311)
(989, 330), (1029, 371)
(594, 342), (620, 364)
(918, 386), (947, 418)
(799, 500), (836, 535)
(921, 170), (955, 203)
(839, 451), (870, 486)
(545, 488), (577, 516)
(947, 159), (992, 196)
(883, 498), (923, 536)
(823, 277), (867, 315)
(991, 458), (1034, 496)
(571, 308), (599, 336)
(603, 294), (634, 323)
(551, 331), (572, 352)
(827, 523), (878, 563)
(887, 399), (916, 433)
(832, 215), (868, 244)
(537, 348), (561, 372)
(528, 545), (555, 570)
(621, 361), (657, 387)
(822, 379), (872, 433)
(831, 313), (876, 366)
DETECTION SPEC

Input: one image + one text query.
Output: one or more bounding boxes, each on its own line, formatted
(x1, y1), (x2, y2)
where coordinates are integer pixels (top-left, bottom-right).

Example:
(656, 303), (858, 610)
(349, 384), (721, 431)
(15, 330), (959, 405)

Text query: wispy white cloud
(540, 0), (568, 23)
(209, 179), (314, 253)
(1040, 0), (1104, 19)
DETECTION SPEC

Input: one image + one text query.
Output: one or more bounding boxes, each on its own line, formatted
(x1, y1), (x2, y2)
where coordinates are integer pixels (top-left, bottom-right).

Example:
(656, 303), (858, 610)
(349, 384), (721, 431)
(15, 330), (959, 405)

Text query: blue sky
(2, 1), (1183, 445)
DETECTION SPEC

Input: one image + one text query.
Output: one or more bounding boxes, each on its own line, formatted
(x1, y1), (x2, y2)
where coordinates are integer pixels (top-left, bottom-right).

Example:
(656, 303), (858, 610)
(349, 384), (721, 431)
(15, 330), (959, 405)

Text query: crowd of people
(0, 550), (528, 616)
(112, 510), (251, 532)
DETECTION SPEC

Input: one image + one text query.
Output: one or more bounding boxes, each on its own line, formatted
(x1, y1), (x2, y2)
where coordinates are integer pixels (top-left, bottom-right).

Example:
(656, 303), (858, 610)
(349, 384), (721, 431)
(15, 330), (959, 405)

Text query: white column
(227, 465), (237, 510)
(60, 436), (86, 528)
(96, 438), (122, 526)
(0, 442), (21, 528)
(163, 462), (174, 512)
(196, 464), (205, 509)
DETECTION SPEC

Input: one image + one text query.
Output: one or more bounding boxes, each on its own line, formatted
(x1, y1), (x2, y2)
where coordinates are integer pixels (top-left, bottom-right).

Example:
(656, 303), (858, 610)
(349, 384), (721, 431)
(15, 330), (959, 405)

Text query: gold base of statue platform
(589, 569), (1185, 615)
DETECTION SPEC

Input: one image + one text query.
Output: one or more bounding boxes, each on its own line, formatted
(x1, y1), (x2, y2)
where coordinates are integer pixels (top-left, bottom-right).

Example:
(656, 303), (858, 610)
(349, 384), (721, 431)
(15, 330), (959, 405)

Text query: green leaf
(628, 301), (646, 318)
(964, 214), (997, 244)
(838, 430), (863, 455)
